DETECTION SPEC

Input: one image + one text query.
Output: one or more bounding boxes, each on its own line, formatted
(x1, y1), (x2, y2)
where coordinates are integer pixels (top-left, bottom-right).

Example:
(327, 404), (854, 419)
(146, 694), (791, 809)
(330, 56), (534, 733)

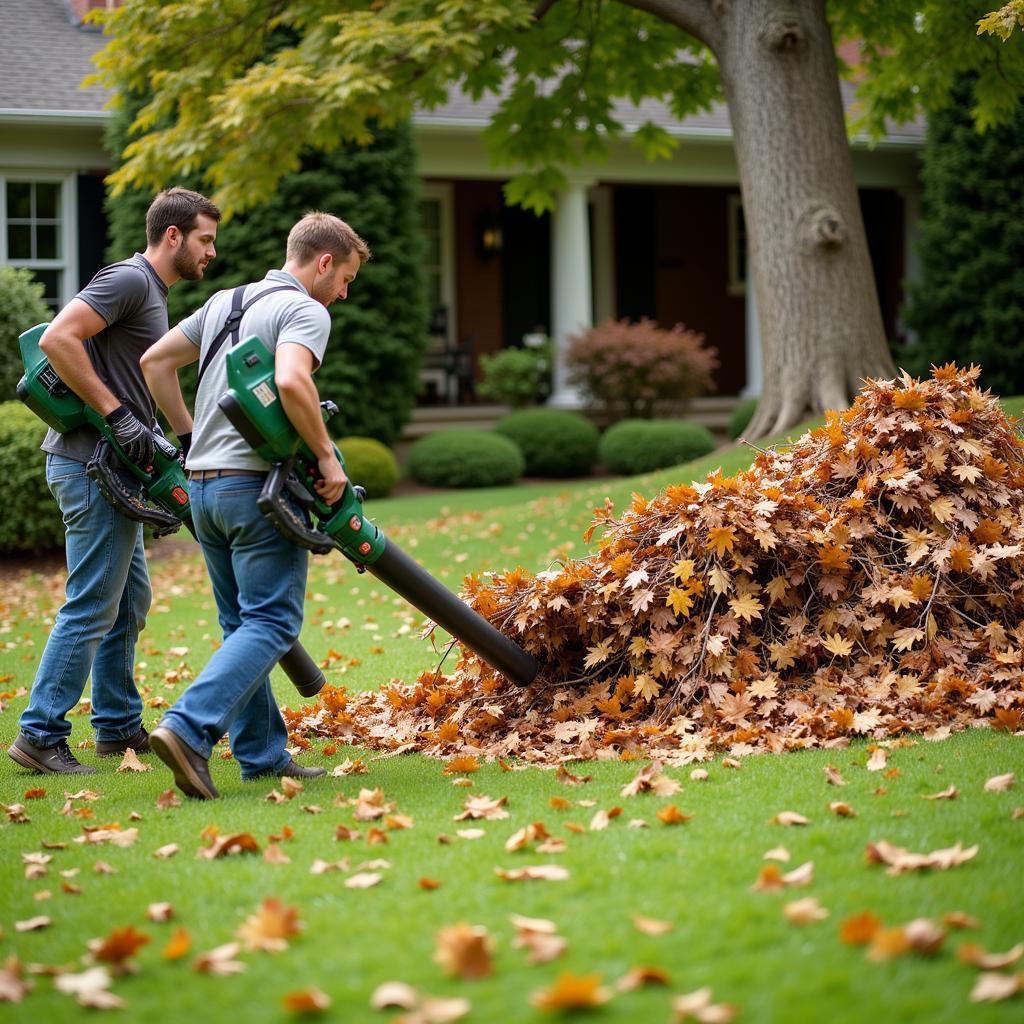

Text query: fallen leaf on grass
(155, 789), (181, 810)
(868, 918), (945, 960)
(264, 843), (291, 864)
(866, 747), (888, 771)
(784, 898), (829, 925)
(923, 785), (958, 800)
(334, 825), (361, 842)
(23, 788), (46, 800)
(237, 898), (302, 953)
(840, 911), (884, 945)
(984, 773), (1015, 792)
(721, 758), (741, 770)
(866, 839), (978, 874)
(75, 825), (138, 848)
(0, 959), (33, 1002)
(162, 928), (191, 960)
(282, 987), (331, 1012)
(14, 917), (50, 932)
(657, 805), (693, 825)
(194, 942), (246, 975)
(495, 865), (570, 882)
(54, 966), (112, 998)
(371, 981), (418, 1009)
(434, 923), (493, 979)
(331, 758), (367, 777)
(3, 803), (29, 823)
(455, 829), (485, 840)
(61, 881), (83, 896)
(771, 811), (809, 826)
(345, 872), (382, 889)
(621, 762), (681, 797)
(959, 942), (1024, 969)
(829, 801), (857, 817)
(117, 749), (151, 773)
(419, 877), (442, 890)
(93, 860), (116, 874)
(505, 822), (551, 852)
(671, 986), (737, 1022)
(615, 965), (670, 992)
(751, 861), (814, 891)
(824, 765), (848, 786)
(510, 915), (567, 964)
(690, 768), (709, 781)
(454, 795), (508, 821)
(942, 911), (980, 930)
(530, 972), (611, 1010)
(91, 925), (150, 966)
(197, 833), (260, 859)
(555, 766), (592, 785)
(354, 788), (394, 821)
(763, 846), (790, 862)
(443, 755), (480, 775)
(370, 982), (470, 1022)
(153, 844), (179, 860)
(632, 915), (674, 936)
(970, 971), (1024, 1003)
(309, 858), (349, 875)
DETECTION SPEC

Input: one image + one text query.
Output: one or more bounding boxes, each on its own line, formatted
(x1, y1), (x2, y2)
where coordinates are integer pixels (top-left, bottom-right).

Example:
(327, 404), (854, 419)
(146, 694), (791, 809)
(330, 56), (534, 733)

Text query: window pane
(7, 182), (31, 219)
(35, 183), (61, 219)
(35, 223), (59, 259)
(28, 269), (61, 310)
(425, 233), (441, 264)
(8, 223), (32, 258)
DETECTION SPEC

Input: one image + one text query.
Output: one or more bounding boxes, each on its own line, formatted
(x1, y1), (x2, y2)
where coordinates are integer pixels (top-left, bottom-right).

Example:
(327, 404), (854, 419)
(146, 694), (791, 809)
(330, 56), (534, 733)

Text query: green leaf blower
(218, 334), (541, 688)
(15, 324), (327, 698)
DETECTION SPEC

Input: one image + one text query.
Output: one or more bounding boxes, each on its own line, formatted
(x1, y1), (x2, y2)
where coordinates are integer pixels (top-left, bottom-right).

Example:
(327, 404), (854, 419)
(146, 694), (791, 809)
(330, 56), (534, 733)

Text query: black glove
(177, 432), (193, 460)
(105, 405), (155, 469)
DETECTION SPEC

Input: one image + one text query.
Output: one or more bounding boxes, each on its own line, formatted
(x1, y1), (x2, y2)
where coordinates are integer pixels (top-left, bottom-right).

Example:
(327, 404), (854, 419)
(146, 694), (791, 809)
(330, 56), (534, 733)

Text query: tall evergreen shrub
(900, 80), (1024, 395)
(105, 103), (427, 444)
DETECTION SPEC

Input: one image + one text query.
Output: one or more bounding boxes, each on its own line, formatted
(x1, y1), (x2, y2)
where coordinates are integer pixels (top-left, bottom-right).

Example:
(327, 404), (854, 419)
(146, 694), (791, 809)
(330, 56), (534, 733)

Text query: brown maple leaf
(92, 925), (150, 964)
(530, 972), (612, 1011)
(236, 898), (302, 953)
(434, 923), (493, 979)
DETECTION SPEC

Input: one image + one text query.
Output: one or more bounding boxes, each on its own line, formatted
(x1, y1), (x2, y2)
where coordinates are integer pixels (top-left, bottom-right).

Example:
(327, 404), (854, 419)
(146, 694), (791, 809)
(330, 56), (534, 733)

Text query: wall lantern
(477, 211), (504, 259)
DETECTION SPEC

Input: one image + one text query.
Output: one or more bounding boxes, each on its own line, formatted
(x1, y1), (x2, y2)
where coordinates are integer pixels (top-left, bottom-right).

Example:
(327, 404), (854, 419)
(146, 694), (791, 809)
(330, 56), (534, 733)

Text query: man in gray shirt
(9, 188), (221, 776)
(140, 212), (369, 799)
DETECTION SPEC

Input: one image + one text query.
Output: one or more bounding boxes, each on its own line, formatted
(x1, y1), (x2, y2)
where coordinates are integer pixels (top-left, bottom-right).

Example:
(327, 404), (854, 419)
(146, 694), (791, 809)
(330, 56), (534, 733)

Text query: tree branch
(613, 0), (718, 50)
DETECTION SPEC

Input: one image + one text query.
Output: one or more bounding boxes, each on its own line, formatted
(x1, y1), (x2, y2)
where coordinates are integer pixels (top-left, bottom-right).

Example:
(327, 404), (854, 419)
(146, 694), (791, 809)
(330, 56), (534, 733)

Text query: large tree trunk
(626, 0), (898, 437)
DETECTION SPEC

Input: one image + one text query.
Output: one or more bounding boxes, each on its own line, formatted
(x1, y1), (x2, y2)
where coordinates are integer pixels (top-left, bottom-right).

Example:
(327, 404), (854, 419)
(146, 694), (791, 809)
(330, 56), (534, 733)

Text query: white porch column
(741, 250), (763, 398)
(549, 177), (595, 407)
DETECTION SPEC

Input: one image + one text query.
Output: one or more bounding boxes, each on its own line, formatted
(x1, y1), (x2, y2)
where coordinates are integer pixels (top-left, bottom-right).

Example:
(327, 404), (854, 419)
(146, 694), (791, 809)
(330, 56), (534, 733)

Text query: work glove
(105, 404), (155, 469)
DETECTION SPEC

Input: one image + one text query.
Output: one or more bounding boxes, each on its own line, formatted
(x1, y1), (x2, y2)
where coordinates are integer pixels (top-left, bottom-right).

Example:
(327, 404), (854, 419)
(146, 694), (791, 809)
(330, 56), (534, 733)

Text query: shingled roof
(0, 0), (923, 144)
(0, 0), (110, 116)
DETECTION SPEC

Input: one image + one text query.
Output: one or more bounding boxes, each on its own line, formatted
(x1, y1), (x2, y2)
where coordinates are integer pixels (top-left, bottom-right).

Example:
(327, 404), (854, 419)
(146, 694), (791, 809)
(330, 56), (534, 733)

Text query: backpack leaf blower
(16, 323), (326, 698)
(218, 334), (541, 688)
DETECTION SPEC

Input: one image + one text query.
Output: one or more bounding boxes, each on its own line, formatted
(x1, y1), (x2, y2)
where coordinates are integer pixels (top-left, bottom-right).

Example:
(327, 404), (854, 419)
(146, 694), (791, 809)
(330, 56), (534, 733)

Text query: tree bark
(628, 0), (898, 437)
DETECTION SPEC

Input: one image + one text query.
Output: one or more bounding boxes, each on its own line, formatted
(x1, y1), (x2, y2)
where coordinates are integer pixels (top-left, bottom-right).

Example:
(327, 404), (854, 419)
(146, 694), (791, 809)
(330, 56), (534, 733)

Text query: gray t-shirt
(41, 253), (169, 463)
(179, 269), (331, 471)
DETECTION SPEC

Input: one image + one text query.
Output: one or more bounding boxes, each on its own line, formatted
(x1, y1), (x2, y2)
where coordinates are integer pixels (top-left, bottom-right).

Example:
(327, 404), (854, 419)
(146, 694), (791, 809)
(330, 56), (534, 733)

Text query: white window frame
(727, 193), (747, 298)
(0, 171), (78, 308)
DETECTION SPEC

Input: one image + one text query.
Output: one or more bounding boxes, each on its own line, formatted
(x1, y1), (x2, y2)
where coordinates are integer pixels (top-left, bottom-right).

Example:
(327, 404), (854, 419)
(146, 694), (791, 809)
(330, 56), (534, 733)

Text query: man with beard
(140, 212), (367, 798)
(9, 188), (220, 775)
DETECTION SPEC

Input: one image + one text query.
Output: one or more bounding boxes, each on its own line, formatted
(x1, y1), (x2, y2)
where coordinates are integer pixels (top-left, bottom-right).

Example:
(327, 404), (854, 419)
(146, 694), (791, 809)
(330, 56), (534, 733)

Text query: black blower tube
(368, 539), (540, 687)
(279, 642), (328, 698)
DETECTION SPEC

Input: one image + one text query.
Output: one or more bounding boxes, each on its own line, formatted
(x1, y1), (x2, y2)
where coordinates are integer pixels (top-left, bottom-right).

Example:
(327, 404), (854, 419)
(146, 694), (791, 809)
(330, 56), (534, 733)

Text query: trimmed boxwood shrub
(493, 409), (599, 478)
(599, 419), (717, 476)
(0, 267), (50, 403)
(337, 436), (399, 498)
(0, 401), (65, 553)
(406, 431), (524, 488)
(729, 397), (758, 439)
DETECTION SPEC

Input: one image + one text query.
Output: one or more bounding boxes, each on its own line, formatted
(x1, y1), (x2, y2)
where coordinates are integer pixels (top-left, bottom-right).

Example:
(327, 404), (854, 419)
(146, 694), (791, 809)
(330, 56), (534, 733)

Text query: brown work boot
(149, 726), (219, 800)
(8, 733), (97, 775)
(95, 727), (150, 757)
(279, 758), (326, 779)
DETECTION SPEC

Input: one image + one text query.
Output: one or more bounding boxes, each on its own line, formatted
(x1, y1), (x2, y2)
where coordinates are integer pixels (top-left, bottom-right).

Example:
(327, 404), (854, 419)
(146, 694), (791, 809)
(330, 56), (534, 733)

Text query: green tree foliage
(91, 1), (1024, 218)
(898, 80), (1024, 394)
(0, 268), (50, 402)
(105, 99), (427, 445)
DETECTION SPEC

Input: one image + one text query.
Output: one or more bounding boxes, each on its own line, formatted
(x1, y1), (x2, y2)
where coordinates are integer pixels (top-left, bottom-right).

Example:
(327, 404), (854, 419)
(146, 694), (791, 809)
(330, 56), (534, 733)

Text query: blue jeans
(158, 475), (308, 778)
(20, 455), (150, 747)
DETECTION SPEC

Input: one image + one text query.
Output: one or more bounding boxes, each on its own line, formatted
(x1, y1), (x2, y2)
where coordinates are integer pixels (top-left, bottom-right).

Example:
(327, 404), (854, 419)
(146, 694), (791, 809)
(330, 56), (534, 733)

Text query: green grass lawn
(1, 421), (1022, 1022)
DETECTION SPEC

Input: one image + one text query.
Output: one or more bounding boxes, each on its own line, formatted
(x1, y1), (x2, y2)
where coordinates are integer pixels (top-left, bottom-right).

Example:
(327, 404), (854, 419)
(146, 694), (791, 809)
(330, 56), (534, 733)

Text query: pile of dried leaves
(288, 365), (1024, 764)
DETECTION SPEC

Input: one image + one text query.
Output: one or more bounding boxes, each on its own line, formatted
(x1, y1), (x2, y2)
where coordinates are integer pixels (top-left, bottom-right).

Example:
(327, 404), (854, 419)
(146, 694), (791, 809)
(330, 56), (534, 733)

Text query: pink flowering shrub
(565, 318), (718, 421)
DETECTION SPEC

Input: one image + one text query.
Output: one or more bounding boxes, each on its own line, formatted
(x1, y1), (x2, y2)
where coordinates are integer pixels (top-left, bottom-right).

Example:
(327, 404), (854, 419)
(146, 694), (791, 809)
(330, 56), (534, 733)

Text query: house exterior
(1, 0), (924, 415)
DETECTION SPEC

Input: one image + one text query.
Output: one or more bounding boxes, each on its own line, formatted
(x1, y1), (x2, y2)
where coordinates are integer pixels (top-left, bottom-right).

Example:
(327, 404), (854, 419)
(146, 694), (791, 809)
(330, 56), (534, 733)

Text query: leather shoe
(96, 727), (150, 757)
(8, 733), (96, 775)
(149, 726), (219, 800)
(279, 758), (326, 779)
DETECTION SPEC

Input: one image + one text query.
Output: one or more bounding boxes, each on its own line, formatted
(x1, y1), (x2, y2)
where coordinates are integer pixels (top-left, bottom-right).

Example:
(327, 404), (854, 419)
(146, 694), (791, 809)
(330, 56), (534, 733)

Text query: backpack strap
(197, 283), (301, 387)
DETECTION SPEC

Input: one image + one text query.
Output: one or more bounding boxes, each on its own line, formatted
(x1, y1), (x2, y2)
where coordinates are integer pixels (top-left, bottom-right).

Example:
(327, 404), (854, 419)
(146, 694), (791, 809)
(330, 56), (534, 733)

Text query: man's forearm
(277, 373), (333, 460)
(41, 327), (121, 416)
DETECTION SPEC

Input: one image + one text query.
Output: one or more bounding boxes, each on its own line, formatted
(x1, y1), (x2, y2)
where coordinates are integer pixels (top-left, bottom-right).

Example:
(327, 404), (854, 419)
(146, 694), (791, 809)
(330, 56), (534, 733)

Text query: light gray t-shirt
(41, 253), (169, 462)
(178, 269), (331, 471)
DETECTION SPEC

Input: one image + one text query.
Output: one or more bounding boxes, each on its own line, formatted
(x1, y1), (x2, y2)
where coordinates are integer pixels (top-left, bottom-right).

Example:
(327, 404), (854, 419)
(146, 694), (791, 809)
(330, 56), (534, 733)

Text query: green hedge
(493, 409), (599, 477)
(0, 267), (50, 403)
(729, 397), (758, 440)
(599, 419), (717, 476)
(337, 436), (399, 498)
(406, 431), (524, 488)
(0, 401), (65, 553)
